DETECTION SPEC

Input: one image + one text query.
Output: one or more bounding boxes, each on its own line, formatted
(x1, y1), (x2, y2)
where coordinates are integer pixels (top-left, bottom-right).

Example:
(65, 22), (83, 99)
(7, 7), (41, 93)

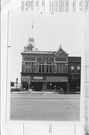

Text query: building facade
(21, 37), (81, 93)
(68, 57), (81, 92)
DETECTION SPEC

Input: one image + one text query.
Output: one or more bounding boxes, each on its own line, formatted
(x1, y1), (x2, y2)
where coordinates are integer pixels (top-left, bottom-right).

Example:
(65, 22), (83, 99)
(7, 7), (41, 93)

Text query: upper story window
(42, 65), (45, 73)
(71, 65), (74, 73)
(32, 62), (34, 65)
(25, 62), (28, 65)
(37, 57), (42, 61)
(39, 65), (41, 73)
(25, 68), (28, 73)
(24, 57), (35, 61)
(29, 69), (31, 73)
(49, 65), (52, 73)
(49, 57), (54, 62)
(71, 65), (74, 70)
(55, 57), (66, 61)
(77, 65), (80, 70)
(46, 65), (49, 73)
(77, 65), (80, 73)
(43, 57), (48, 61)
(29, 62), (31, 65)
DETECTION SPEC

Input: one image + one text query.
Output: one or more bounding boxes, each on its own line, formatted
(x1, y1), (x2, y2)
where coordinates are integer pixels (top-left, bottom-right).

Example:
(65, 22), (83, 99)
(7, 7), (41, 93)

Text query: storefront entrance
(30, 81), (67, 92)
(29, 76), (68, 92)
(30, 82), (43, 91)
(47, 82), (67, 93)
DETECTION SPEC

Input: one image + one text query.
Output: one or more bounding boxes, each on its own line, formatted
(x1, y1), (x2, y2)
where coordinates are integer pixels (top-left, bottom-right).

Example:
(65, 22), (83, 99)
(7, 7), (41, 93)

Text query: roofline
(55, 46), (69, 55)
(68, 56), (81, 58)
(21, 52), (70, 55)
(21, 51), (56, 55)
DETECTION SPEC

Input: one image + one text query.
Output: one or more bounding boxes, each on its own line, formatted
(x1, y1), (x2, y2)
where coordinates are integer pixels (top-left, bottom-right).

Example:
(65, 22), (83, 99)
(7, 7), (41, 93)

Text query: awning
(31, 80), (45, 82)
(31, 77), (68, 82)
(46, 76), (68, 82)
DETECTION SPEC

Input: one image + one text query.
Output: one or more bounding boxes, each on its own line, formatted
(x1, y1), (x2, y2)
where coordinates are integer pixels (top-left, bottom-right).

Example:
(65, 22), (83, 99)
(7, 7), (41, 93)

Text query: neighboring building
(21, 37), (81, 93)
(68, 57), (81, 92)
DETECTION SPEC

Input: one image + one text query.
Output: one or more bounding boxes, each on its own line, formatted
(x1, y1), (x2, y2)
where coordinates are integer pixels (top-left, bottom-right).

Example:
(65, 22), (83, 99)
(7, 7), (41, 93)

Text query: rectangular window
(58, 63), (61, 73)
(29, 69), (31, 73)
(77, 70), (80, 73)
(39, 65), (41, 73)
(62, 63), (65, 73)
(37, 57), (42, 61)
(42, 65), (45, 72)
(32, 65), (35, 73)
(24, 57), (35, 61)
(25, 62), (28, 65)
(60, 63), (62, 73)
(49, 57), (54, 62)
(46, 65), (49, 73)
(43, 57), (48, 61)
(57, 63), (59, 73)
(71, 65), (75, 73)
(25, 68), (28, 73)
(50, 65), (52, 73)
(55, 57), (66, 61)
(46, 62), (52, 64)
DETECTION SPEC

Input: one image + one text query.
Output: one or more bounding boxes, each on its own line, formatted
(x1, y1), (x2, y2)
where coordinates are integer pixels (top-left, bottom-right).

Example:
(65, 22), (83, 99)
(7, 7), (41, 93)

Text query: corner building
(21, 38), (81, 93)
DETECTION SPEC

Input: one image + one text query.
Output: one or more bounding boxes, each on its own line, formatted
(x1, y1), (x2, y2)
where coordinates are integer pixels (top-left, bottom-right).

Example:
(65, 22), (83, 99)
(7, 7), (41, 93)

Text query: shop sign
(33, 77), (43, 80)
(71, 75), (80, 80)
(31, 76), (46, 80)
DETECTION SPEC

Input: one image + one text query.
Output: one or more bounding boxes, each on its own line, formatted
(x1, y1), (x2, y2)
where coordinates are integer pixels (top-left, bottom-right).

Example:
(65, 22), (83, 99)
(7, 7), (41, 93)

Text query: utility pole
(16, 78), (18, 91)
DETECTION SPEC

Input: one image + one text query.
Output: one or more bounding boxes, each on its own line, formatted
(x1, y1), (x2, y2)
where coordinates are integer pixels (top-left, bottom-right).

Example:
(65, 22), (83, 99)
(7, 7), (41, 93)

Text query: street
(10, 92), (80, 121)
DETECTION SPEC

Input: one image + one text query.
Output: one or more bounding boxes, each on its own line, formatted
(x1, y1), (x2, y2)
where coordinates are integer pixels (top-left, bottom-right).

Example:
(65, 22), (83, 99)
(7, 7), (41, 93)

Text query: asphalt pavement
(10, 92), (80, 121)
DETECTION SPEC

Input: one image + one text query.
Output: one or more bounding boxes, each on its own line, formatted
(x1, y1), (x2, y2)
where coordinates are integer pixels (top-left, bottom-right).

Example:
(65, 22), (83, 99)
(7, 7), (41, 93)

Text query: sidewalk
(11, 90), (53, 94)
(11, 90), (80, 94)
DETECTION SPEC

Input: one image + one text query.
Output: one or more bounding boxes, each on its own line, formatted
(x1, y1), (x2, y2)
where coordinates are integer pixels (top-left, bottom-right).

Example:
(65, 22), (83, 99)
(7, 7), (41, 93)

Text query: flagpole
(31, 21), (35, 38)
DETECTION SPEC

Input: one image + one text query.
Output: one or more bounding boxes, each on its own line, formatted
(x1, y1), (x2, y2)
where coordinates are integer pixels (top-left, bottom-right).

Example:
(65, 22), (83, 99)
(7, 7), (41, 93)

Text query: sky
(8, 11), (85, 82)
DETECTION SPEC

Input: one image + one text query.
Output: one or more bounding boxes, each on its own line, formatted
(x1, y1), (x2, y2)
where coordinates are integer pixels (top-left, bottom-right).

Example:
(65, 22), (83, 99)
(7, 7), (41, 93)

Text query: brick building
(21, 37), (81, 93)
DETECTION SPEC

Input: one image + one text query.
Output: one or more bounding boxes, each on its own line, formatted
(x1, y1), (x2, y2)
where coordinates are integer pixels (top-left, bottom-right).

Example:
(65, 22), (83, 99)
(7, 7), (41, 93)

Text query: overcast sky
(8, 11), (85, 82)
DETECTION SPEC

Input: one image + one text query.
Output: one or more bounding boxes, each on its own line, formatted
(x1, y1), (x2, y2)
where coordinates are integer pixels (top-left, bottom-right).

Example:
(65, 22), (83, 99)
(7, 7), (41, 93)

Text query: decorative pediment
(24, 44), (34, 52)
(55, 45), (68, 56)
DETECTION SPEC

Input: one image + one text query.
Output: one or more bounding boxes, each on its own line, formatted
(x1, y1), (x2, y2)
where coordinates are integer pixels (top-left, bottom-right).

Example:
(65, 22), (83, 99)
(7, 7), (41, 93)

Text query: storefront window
(43, 57), (48, 61)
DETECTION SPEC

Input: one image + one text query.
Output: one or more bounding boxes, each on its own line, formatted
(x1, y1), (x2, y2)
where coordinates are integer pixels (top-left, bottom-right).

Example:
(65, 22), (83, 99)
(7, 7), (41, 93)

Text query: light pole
(16, 78), (18, 91)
